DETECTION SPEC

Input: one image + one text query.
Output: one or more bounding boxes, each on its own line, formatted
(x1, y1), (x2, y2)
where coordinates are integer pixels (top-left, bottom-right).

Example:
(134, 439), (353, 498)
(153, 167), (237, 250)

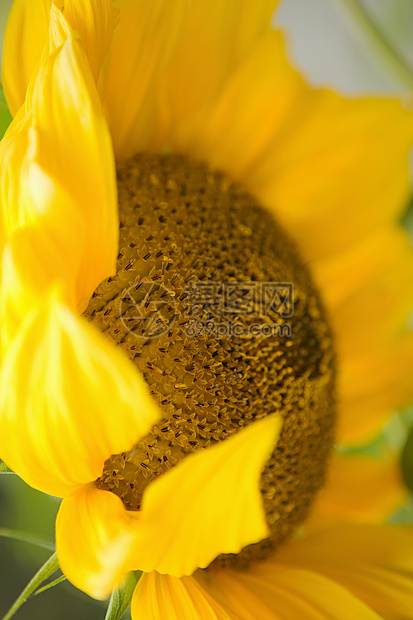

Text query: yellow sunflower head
(1, 1), (413, 618)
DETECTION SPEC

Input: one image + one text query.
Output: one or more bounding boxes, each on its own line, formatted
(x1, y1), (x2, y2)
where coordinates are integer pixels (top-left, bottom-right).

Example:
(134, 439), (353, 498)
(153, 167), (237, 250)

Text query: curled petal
(1, 34), (118, 314)
(2, 0), (115, 113)
(55, 414), (281, 597)
(62, 0), (116, 83)
(128, 414), (282, 577)
(30, 36), (118, 308)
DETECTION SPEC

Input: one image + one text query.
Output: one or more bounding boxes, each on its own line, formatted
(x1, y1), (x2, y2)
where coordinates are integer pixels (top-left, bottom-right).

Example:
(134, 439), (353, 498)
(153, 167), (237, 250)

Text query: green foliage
(1, 552), (60, 620)
(33, 575), (67, 597)
(0, 461), (15, 474)
(0, 85), (11, 139)
(104, 573), (140, 620)
(402, 424), (413, 493)
(0, 529), (54, 552)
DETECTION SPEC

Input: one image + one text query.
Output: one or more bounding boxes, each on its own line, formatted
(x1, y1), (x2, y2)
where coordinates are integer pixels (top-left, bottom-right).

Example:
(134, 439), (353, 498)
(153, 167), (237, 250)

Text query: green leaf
(1, 552), (60, 620)
(0, 460), (15, 474)
(33, 574), (66, 597)
(0, 528), (55, 551)
(104, 572), (140, 620)
(401, 424), (413, 492)
(0, 85), (12, 139)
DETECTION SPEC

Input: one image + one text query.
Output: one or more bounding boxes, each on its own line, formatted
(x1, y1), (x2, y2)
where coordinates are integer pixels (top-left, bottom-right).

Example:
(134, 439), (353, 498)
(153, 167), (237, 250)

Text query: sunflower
(1, 1), (413, 618)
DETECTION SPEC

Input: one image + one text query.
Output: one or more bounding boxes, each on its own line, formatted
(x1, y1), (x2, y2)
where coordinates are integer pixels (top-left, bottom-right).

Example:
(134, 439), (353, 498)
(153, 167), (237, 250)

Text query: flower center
(84, 153), (336, 566)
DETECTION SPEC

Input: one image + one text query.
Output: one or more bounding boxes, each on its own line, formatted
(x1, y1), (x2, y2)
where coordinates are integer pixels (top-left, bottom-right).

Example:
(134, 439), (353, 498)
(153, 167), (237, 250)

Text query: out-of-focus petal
(314, 451), (408, 523)
(105, 0), (280, 159)
(201, 564), (380, 620)
(0, 293), (161, 498)
(274, 524), (413, 618)
(2, 0), (56, 114)
(56, 485), (137, 600)
(60, 0), (116, 82)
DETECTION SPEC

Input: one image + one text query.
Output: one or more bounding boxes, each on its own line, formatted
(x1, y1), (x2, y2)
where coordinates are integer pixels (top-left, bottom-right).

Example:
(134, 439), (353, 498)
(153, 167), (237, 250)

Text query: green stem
(334, 0), (413, 89)
(0, 460), (15, 474)
(33, 575), (66, 597)
(1, 552), (60, 620)
(104, 572), (140, 620)
(0, 529), (55, 551)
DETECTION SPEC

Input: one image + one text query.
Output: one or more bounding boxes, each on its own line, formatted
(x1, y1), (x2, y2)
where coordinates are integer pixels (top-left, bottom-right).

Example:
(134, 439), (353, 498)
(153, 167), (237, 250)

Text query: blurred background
(277, 0), (413, 95)
(1, 0), (413, 618)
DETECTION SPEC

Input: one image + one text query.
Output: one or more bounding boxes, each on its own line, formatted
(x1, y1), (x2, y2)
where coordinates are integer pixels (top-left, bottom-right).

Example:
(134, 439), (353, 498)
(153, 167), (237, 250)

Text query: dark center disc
(83, 153), (336, 566)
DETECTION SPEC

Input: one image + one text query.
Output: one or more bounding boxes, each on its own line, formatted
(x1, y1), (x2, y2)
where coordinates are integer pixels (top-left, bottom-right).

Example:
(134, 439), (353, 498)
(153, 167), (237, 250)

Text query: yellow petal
(314, 451), (408, 523)
(339, 334), (413, 445)
(62, 0), (116, 84)
(2, 0), (115, 113)
(56, 485), (137, 600)
(168, 30), (302, 171)
(54, 416), (280, 599)
(30, 36), (118, 308)
(0, 110), (33, 251)
(258, 91), (413, 263)
(317, 229), (413, 445)
(0, 182), (84, 350)
(105, 8), (413, 447)
(0, 293), (161, 498)
(0, 242), (35, 352)
(315, 228), (412, 312)
(179, 24), (412, 447)
(47, 3), (71, 53)
(1, 0), (56, 115)
(332, 237), (413, 361)
(132, 573), (233, 620)
(103, 0), (187, 158)
(327, 230), (413, 444)
(274, 524), (413, 618)
(1, 35), (118, 312)
(162, 28), (412, 262)
(201, 564), (380, 620)
(128, 415), (282, 577)
(105, 0), (279, 159)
